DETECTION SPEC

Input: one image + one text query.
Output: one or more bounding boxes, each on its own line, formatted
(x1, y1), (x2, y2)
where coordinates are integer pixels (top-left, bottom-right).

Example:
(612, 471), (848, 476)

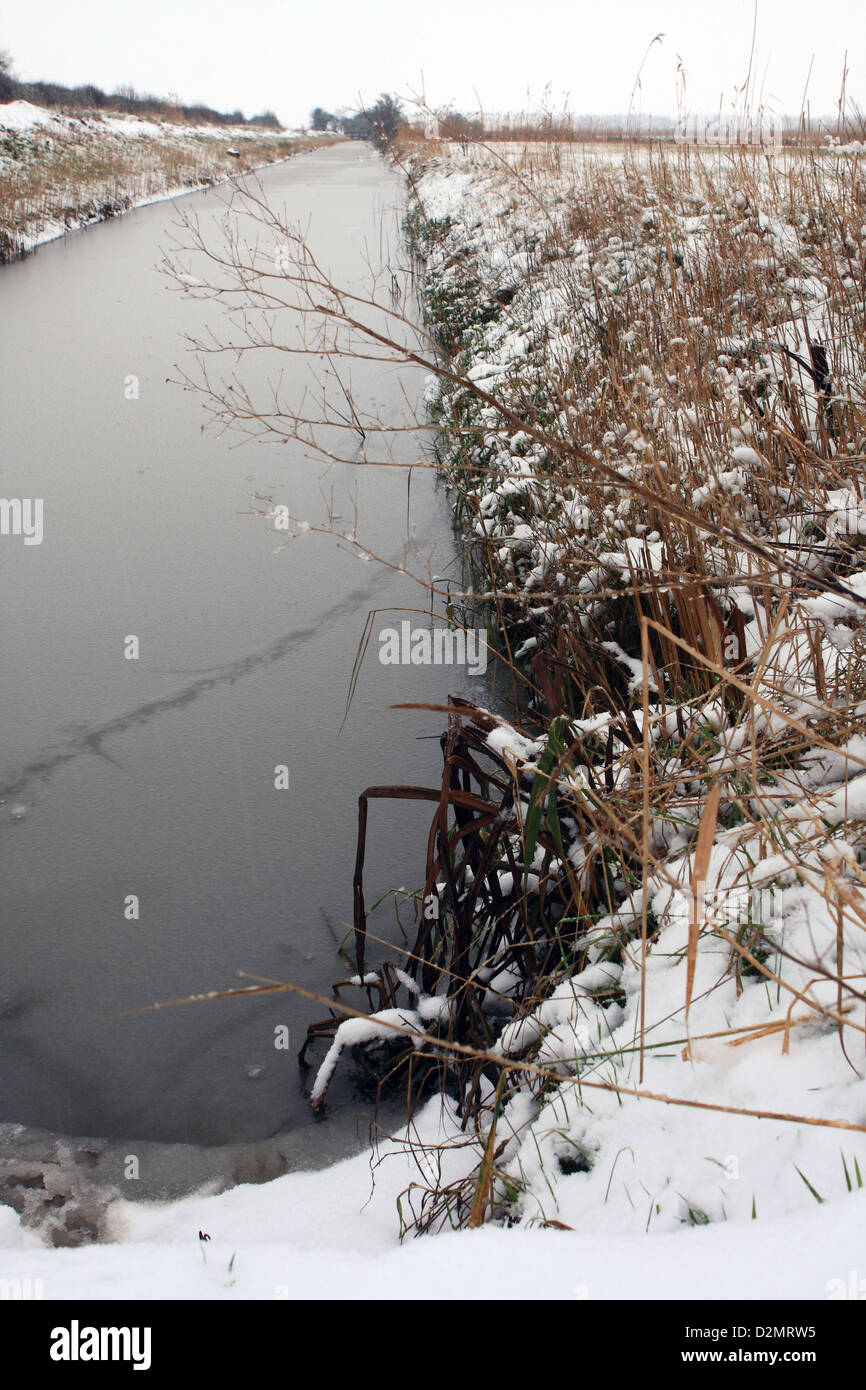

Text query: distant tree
(363, 92), (402, 151)
(73, 84), (108, 109)
(340, 110), (373, 141)
(440, 111), (483, 142)
(249, 110), (281, 129)
(310, 106), (335, 132)
(0, 50), (17, 104)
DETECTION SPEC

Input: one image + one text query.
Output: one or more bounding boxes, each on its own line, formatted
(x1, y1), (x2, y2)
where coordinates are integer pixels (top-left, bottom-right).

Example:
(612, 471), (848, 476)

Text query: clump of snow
(310, 1009), (424, 1106)
(0, 100), (62, 131)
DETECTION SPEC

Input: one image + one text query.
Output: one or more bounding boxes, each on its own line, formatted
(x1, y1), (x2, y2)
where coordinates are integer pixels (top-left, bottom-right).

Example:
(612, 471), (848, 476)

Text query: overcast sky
(3, 0), (863, 128)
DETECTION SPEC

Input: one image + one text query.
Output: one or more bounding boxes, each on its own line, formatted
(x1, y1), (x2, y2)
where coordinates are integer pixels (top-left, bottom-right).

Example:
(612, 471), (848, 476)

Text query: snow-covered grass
(293, 136), (866, 1246)
(0, 101), (332, 262)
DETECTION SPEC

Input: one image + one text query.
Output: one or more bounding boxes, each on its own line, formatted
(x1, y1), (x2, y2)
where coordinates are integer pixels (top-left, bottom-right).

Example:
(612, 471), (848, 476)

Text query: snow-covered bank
(293, 139), (866, 1251)
(1, 1097), (863, 1299)
(0, 101), (331, 262)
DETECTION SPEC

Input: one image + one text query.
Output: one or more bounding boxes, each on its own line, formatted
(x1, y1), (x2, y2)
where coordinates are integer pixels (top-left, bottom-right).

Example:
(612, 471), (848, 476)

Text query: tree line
(310, 94), (402, 150)
(0, 52), (280, 128)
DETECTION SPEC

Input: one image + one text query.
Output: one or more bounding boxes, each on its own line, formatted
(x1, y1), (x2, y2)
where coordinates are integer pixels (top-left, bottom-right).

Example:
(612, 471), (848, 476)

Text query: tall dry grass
(337, 137), (866, 1228)
(155, 133), (866, 1232)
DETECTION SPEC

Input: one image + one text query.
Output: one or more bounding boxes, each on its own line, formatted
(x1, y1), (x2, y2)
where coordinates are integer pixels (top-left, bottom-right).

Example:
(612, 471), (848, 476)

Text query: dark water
(0, 143), (479, 1191)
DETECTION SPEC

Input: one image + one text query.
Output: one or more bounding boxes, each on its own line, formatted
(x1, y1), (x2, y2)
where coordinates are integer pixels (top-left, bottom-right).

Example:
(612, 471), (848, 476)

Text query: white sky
(3, 0), (864, 129)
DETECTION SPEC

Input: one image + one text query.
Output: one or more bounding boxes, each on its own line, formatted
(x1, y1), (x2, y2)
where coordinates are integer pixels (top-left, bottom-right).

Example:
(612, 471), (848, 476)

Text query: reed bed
(294, 135), (866, 1235)
(159, 132), (866, 1238)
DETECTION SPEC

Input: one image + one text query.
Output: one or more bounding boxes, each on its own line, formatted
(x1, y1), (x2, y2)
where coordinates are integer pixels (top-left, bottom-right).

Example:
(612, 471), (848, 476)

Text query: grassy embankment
(0, 111), (337, 262)
(305, 133), (866, 1234)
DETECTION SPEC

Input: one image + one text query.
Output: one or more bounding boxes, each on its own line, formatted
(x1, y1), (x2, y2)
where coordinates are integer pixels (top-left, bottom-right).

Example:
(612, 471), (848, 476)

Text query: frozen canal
(0, 143), (475, 1191)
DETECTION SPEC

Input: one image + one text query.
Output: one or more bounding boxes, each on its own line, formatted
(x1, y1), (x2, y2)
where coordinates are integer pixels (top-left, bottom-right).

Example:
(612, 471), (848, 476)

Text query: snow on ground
(0, 1096), (863, 1299)
(0, 100), (66, 131)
